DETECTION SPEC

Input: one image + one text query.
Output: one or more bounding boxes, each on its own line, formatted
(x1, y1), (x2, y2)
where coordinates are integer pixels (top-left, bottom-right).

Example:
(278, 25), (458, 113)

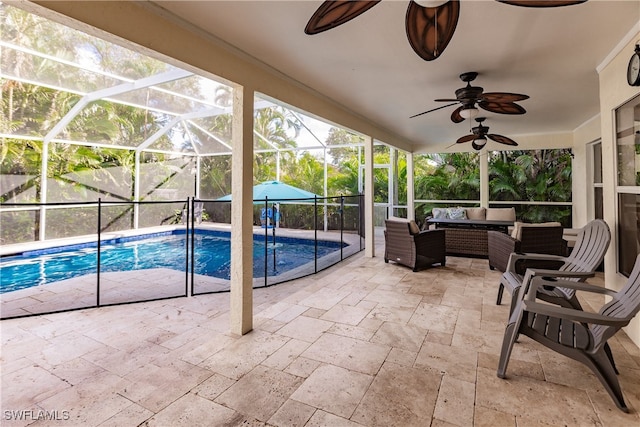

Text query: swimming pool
(0, 229), (343, 293)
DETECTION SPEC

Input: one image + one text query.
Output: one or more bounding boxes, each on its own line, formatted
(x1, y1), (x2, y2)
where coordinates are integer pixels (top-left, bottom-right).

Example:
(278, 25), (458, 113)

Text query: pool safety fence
(0, 195), (364, 320)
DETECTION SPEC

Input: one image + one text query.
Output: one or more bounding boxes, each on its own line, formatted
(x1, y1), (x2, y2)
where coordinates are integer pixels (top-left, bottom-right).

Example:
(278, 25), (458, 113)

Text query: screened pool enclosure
(0, 5), (375, 319)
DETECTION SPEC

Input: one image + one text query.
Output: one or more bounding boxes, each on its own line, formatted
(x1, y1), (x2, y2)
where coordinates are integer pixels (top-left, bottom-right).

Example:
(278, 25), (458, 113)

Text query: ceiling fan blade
(479, 101), (526, 115)
(405, 0), (460, 61)
(488, 134), (518, 146)
(457, 134), (476, 144)
(434, 98), (459, 102)
(410, 102), (458, 118)
(451, 105), (465, 123)
(496, 0), (586, 8)
(481, 92), (529, 103)
(305, 1), (381, 34)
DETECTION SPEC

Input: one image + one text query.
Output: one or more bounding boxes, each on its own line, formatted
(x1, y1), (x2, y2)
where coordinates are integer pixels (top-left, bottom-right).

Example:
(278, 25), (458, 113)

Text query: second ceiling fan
(457, 117), (518, 151)
(411, 71), (529, 122)
(305, 0), (586, 61)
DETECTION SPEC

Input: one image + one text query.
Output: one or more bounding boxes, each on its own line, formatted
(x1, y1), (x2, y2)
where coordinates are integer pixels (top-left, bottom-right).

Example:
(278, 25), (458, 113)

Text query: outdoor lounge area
(2, 232), (640, 426)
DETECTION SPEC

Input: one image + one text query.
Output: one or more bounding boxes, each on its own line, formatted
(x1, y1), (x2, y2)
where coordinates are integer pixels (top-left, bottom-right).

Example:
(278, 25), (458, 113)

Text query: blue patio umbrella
(217, 180), (320, 203)
(217, 181), (321, 272)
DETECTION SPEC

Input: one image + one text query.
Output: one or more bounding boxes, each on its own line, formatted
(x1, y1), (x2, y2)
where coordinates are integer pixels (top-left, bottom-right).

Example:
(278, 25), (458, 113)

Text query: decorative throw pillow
(432, 208), (448, 219)
(447, 207), (467, 220)
(465, 207), (486, 220)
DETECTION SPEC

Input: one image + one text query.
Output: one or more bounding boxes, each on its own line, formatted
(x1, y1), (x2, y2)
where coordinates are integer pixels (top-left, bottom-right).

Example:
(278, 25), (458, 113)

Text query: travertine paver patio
(1, 233), (639, 426)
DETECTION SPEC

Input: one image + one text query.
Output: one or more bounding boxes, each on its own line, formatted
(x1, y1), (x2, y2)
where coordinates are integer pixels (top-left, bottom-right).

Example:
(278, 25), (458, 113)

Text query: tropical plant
(489, 149), (572, 225)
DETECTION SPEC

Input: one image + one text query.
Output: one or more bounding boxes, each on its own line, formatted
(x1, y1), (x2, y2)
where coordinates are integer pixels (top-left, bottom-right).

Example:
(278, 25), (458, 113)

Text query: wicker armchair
(487, 225), (567, 273)
(384, 219), (446, 271)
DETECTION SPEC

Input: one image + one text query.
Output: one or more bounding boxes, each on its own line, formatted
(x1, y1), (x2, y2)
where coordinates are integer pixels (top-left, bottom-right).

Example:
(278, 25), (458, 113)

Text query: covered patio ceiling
(145, 0), (640, 152)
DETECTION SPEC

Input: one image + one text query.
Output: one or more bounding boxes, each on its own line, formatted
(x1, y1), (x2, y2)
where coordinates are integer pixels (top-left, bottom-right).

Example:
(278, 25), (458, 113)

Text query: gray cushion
(486, 207), (516, 221)
(465, 207), (486, 220)
(388, 216), (420, 234)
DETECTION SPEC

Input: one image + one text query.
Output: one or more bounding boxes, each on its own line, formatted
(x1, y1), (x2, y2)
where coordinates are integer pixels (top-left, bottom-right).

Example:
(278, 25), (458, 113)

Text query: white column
(407, 153), (415, 221)
(480, 150), (489, 208)
(39, 141), (49, 241)
(134, 151), (141, 229)
(364, 136), (375, 258)
(389, 148), (396, 219)
(195, 156), (201, 199)
(230, 85), (254, 336)
(323, 148), (328, 232)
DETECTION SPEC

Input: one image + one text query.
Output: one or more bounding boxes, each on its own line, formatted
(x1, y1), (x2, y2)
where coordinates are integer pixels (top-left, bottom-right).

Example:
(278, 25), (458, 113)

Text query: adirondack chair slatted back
(561, 219), (610, 276)
(591, 255), (640, 347)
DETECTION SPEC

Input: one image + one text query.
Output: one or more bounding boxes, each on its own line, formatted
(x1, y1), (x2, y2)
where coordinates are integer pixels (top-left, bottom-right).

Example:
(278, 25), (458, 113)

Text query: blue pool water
(0, 230), (342, 293)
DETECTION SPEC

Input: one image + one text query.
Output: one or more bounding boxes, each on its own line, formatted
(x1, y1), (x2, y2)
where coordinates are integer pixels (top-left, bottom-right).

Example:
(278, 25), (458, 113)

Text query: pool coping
(0, 223), (360, 257)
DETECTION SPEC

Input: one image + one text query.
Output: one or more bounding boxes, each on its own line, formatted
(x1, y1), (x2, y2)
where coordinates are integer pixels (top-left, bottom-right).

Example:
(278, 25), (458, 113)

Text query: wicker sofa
(426, 207), (516, 257)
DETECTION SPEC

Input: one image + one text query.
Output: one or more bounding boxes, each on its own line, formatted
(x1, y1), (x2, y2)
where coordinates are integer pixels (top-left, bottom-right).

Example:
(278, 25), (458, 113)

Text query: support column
(39, 141), (49, 241)
(407, 153), (415, 221)
(230, 85), (254, 336)
(364, 135), (375, 258)
(133, 151), (141, 229)
(480, 150), (489, 208)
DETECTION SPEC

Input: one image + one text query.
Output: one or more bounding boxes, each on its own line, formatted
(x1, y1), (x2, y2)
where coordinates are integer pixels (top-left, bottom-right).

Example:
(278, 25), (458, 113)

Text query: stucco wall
(572, 115), (601, 228)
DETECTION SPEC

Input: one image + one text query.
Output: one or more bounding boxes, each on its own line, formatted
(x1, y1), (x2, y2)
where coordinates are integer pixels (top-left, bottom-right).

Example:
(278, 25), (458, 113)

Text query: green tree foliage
(414, 149), (572, 225)
(489, 149), (572, 224)
(414, 153), (480, 220)
(253, 106), (300, 183)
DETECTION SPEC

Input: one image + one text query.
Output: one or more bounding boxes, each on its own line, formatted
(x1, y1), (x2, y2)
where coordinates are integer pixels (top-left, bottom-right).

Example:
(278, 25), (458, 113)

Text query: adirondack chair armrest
(506, 252), (566, 273)
(516, 269), (597, 302)
(522, 300), (629, 327)
(528, 276), (617, 297)
(524, 269), (595, 280)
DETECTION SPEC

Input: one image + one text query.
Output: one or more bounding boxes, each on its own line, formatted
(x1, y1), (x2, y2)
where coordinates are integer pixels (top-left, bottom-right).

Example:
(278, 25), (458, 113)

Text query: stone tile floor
(2, 238), (640, 426)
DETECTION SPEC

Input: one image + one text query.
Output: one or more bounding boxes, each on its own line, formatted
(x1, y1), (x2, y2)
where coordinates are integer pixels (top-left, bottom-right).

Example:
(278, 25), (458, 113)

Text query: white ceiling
(150, 0), (639, 152)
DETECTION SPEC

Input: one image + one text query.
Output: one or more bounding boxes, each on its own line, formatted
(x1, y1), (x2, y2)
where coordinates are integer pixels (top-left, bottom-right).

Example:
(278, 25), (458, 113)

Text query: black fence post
(314, 196), (318, 273)
(188, 197), (193, 297)
(359, 194), (364, 251)
(97, 198), (101, 307)
(340, 196), (344, 260)
(264, 197), (268, 287)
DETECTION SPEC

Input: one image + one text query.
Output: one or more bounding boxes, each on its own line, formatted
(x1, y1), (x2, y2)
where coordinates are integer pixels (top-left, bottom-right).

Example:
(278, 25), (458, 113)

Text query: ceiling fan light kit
(459, 107), (479, 120)
(472, 138), (487, 151)
(413, 0), (449, 8)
